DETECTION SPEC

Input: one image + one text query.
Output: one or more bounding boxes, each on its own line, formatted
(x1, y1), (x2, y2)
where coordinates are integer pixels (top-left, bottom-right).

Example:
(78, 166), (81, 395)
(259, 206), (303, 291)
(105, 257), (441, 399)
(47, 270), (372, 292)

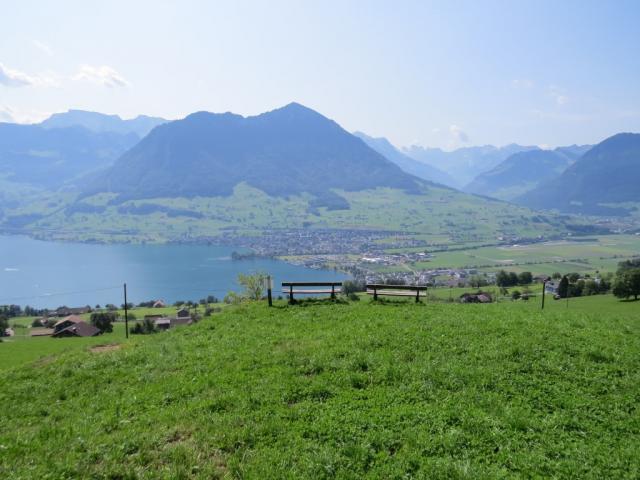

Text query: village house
(153, 300), (166, 308)
(51, 315), (100, 338)
(459, 292), (493, 303)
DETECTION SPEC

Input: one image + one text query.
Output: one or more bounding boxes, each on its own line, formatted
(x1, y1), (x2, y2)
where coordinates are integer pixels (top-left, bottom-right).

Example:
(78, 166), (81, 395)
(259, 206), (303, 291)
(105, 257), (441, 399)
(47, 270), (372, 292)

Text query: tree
(558, 276), (569, 299)
(517, 271), (532, 285)
(508, 272), (519, 287)
(469, 275), (488, 288)
(131, 317), (157, 335)
(342, 280), (365, 295)
(237, 272), (267, 300)
(551, 272), (562, 279)
(90, 312), (115, 333)
(0, 315), (9, 336)
(511, 290), (521, 301)
(583, 280), (599, 296)
(496, 270), (511, 287)
(613, 268), (640, 300)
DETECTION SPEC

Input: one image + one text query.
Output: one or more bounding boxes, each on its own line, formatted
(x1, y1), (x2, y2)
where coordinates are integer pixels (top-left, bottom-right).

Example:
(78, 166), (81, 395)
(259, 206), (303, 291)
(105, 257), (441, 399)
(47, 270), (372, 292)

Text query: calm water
(0, 236), (348, 309)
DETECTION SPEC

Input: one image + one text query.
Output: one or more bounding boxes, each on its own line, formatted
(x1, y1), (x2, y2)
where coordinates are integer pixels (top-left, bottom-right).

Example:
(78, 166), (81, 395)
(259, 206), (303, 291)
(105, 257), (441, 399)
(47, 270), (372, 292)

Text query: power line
(0, 285), (122, 303)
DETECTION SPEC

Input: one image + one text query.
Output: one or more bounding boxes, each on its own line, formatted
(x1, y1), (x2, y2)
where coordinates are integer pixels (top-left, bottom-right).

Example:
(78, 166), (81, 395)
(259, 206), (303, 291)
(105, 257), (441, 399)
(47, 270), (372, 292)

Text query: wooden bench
(366, 284), (428, 303)
(282, 282), (342, 303)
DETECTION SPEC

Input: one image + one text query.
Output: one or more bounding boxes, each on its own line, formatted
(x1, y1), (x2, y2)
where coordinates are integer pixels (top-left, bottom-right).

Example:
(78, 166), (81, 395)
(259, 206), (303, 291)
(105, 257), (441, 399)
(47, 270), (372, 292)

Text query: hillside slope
(0, 300), (638, 478)
(0, 123), (138, 188)
(464, 148), (578, 200)
(85, 103), (422, 209)
(517, 133), (640, 215)
(353, 132), (457, 187)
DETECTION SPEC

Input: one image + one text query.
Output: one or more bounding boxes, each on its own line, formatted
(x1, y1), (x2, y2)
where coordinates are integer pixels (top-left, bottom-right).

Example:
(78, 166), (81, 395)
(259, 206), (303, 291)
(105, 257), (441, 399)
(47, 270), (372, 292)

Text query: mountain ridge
(516, 133), (640, 215)
(83, 103), (424, 209)
(40, 109), (167, 138)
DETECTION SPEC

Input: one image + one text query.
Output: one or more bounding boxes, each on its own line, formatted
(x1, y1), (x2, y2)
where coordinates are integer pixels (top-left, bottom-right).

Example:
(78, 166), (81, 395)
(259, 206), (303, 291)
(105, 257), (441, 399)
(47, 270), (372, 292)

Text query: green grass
(0, 323), (128, 369)
(1, 296), (639, 478)
(12, 184), (573, 246)
(379, 235), (640, 276)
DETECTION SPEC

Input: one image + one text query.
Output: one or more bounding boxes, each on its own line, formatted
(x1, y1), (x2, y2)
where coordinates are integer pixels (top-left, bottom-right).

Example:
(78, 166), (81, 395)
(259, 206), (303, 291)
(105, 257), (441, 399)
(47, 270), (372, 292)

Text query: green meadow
(383, 235), (640, 276)
(18, 184), (570, 245)
(1, 294), (638, 479)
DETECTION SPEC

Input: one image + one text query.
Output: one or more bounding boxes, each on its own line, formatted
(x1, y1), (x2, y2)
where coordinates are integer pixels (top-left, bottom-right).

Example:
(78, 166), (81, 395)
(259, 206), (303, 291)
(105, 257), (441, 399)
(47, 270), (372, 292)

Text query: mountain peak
(84, 104), (421, 207)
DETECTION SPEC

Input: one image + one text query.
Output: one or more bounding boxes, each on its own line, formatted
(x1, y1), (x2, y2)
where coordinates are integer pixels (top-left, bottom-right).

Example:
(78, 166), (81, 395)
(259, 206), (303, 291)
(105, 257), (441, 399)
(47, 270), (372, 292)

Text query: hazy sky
(2, 0), (639, 149)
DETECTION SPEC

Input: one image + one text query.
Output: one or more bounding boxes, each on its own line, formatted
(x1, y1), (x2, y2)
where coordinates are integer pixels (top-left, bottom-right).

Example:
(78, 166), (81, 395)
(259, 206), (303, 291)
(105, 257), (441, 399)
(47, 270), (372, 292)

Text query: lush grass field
(1, 295), (638, 479)
(383, 235), (640, 276)
(0, 323), (128, 370)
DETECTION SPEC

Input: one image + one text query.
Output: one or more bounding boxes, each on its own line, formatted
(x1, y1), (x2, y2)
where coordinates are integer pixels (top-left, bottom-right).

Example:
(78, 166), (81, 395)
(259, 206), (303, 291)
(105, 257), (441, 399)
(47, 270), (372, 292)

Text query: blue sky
(1, 0), (639, 149)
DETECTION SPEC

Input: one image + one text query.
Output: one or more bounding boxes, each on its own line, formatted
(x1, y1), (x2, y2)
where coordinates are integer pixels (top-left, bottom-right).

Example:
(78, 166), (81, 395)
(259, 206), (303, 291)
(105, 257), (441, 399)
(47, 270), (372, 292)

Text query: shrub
(90, 312), (116, 333)
(131, 317), (157, 335)
(238, 272), (268, 301)
(342, 280), (365, 295)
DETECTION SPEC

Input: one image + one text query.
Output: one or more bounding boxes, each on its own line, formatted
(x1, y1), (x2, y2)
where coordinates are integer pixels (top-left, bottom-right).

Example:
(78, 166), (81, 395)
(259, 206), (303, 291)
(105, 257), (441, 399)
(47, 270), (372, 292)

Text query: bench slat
(366, 284), (428, 291)
(282, 282), (342, 287)
(366, 290), (421, 297)
(283, 289), (342, 294)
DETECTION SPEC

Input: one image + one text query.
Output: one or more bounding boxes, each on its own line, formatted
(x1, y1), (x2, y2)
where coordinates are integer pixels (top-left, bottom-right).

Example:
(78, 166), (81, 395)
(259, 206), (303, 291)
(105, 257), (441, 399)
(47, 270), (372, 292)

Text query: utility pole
(124, 283), (129, 339)
(266, 275), (273, 307)
(541, 277), (549, 310)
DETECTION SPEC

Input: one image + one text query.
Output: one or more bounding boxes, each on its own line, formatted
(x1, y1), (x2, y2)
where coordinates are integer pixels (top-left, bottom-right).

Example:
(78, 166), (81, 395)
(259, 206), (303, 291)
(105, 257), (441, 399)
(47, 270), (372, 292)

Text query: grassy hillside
(1, 297), (638, 478)
(14, 184), (570, 246)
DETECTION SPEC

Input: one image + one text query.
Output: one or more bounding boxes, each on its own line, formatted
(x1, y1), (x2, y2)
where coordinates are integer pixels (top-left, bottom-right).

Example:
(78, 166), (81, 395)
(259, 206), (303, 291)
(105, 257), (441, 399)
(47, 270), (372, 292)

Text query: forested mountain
(84, 103), (423, 208)
(0, 123), (138, 188)
(353, 132), (457, 187)
(41, 110), (167, 138)
(464, 148), (584, 200)
(516, 133), (640, 215)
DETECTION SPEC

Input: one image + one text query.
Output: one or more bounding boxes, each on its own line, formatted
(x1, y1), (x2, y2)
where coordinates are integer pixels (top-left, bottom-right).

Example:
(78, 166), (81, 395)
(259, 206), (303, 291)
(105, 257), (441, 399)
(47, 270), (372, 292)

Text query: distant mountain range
(465, 145), (591, 200)
(0, 123), (138, 188)
(353, 132), (456, 187)
(402, 143), (539, 188)
(516, 133), (640, 215)
(41, 110), (167, 139)
(84, 103), (423, 209)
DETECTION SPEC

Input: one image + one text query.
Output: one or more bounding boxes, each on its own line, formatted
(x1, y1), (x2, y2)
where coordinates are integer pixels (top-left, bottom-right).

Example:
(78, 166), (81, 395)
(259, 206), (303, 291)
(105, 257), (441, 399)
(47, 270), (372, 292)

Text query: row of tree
(496, 271), (533, 287)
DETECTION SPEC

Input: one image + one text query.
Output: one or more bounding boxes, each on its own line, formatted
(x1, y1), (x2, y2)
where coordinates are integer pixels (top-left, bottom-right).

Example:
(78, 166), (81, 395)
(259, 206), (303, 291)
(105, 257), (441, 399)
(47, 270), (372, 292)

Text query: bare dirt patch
(90, 344), (121, 353)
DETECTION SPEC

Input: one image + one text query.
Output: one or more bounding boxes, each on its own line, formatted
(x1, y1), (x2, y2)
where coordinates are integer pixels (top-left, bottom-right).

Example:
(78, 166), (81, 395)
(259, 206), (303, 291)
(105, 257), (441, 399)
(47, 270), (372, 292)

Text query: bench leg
(416, 290), (420, 303)
(331, 285), (335, 300)
(374, 289), (377, 301)
(289, 286), (294, 304)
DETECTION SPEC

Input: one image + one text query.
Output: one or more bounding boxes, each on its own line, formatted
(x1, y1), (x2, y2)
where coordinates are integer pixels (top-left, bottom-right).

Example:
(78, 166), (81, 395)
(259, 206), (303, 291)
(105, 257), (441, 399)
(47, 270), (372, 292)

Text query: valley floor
(1, 295), (638, 478)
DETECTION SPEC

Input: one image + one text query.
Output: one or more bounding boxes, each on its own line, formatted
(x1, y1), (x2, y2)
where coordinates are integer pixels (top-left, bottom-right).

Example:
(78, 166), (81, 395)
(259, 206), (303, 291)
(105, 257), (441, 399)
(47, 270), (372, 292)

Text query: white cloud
(0, 63), (37, 87)
(512, 78), (534, 89)
(0, 62), (59, 88)
(0, 105), (51, 123)
(449, 124), (470, 144)
(548, 85), (569, 106)
(32, 40), (53, 56)
(73, 65), (130, 87)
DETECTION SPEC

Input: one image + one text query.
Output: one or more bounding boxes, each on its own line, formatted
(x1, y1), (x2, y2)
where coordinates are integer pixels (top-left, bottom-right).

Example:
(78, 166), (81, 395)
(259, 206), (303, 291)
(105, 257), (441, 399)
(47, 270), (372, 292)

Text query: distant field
(1, 295), (638, 478)
(391, 234), (640, 275)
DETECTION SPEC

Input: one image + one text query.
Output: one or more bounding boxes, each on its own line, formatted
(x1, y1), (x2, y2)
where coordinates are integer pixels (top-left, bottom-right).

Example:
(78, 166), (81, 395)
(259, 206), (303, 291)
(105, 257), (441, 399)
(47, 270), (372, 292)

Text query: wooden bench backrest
(282, 282), (343, 287)
(366, 284), (428, 291)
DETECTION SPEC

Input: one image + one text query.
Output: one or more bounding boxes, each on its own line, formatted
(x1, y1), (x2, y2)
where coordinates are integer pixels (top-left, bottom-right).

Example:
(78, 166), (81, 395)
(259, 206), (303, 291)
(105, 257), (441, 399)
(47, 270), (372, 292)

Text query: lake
(0, 236), (348, 309)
